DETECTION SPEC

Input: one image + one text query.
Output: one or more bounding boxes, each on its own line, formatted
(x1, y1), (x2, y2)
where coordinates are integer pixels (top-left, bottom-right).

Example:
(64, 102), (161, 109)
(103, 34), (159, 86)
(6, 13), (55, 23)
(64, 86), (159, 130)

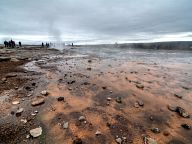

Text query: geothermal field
(0, 45), (191, 144)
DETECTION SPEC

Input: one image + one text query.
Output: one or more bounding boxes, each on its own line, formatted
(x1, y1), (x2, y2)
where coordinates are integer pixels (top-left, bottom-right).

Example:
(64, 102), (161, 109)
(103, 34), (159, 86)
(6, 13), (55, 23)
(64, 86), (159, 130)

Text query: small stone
(16, 108), (24, 116)
(134, 102), (139, 108)
(116, 138), (122, 144)
(151, 128), (161, 134)
(145, 137), (157, 144)
(21, 119), (27, 124)
(88, 60), (92, 63)
(87, 67), (91, 71)
(41, 90), (48, 96)
(163, 130), (170, 136)
(63, 122), (69, 129)
(30, 127), (42, 138)
(2, 78), (6, 82)
(73, 137), (82, 144)
(116, 97), (122, 103)
(107, 97), (112, 101)
(31, 97), (45, 106)
(95, 130), (102, 135)
(136, 84), (144, 89)
(137, 100), (144, 107)
(174, 94), (183, 99)
(26, 134), (30, 139)
(79, 116), (86, 121)
(12, 101), (20, 105)
(167, 105), (177, 112)
(11, 58), (20, 62)
(181, 124), (191, 130)
(57, 97), (65, 102)
(6, 73), (17, 78)
(102, 86), (107, 90)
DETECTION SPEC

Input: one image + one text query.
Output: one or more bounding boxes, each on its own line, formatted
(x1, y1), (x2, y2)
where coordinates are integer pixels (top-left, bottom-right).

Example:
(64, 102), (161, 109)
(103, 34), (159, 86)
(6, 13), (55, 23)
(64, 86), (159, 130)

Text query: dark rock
(102, 86), (107, 90)
(73, 137), (83, 144)
(151, 128), (161, 134)
(87, 67), (91, 71)
(116, 97), (122, 103)
(57, 97), (65, 102)
(16, 108), (24, 117)
(174, 94), (183, 99)
(136, 84), (144, 89)
(163, 130), (170, 136)
(88, 60), (92, 63)
(181, 124), (191, 130)
(175, 107), (190, 118)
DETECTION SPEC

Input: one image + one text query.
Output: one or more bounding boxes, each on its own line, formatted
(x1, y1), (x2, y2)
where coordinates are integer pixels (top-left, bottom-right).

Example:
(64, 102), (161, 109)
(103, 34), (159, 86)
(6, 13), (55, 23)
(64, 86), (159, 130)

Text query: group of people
(42, 42), (50, 48)
(4, 40), (22, 48)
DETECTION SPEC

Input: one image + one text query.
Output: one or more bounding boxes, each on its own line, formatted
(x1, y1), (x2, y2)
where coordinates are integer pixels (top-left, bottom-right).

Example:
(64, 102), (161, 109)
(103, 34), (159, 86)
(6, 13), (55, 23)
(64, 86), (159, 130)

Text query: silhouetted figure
(4, 41), (8, 47)
(42, 42), (44, 48)
(12, 41), (15, 48)
(19, 41), (22, 47)
(72, 43), (74, 47)
(45, 43), (49, 48)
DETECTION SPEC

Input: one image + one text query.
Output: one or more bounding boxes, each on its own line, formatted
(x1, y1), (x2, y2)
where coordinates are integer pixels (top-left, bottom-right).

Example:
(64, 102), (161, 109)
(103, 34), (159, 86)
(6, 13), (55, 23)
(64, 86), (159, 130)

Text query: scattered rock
(10, 58), (20, 62)
(1, 78), (6, 82)
(151, 128), (161, 134)
(163, 130), (170, 136)
(73, 137), (83, 144)
(31, 97), (45, 106)
(136, 84), (144, 89)
(107, 97), (112, 101)
(102, 86), (107, 90)
(175, 107), (190, 118)
(116, 138), (122, 144)
(16, 108), (24, 116)
(41, 90), (48, 96)
(134, 102), (139, 108)
(137, 100), (144, 106)
(87, 67), (91, 71)
(174, 94), (183, 99)
(95, 130), (102, 136)
(181, 124), (191, 130)
(21, 119), (27, 124)
(167, 105), (177, 112)
(63, 122), (69, 129)
(88, 60), (92, 63)
(6, 73), (17, 78)
(79, 116), (86, 121)
(182, 86), (190, 90)
(12, 101), (20, 105)
(143, 136), (157, 144)
(26, 134), (30, 139)
(116, 97), (122, 103)
(57, 97), (65, 102)
(30, 127), (42, 138)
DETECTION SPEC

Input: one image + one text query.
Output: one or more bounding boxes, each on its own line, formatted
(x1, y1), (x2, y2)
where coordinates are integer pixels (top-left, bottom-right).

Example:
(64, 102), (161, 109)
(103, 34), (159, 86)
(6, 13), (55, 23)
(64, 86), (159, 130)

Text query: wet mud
(0, 46), (192, 144)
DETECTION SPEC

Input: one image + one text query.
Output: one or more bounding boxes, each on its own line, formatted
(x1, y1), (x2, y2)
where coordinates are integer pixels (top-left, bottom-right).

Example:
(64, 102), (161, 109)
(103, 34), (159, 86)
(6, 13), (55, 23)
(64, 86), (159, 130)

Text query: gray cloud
(0, 0), (192, 43)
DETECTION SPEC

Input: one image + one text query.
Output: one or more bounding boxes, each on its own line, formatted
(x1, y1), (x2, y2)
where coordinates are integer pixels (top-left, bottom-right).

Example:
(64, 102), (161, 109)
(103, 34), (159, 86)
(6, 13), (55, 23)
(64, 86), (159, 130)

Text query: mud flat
(0, 46), (192, 144)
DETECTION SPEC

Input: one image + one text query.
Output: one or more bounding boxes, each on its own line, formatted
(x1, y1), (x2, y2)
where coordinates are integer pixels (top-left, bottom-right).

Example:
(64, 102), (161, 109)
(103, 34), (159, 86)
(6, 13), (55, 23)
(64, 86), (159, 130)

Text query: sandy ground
(0, 46), (191, 144)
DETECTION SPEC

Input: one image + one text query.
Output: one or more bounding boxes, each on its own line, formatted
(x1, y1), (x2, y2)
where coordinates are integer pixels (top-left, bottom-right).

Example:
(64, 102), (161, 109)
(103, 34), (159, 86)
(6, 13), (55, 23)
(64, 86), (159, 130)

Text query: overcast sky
(0, 0), (192, 44)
